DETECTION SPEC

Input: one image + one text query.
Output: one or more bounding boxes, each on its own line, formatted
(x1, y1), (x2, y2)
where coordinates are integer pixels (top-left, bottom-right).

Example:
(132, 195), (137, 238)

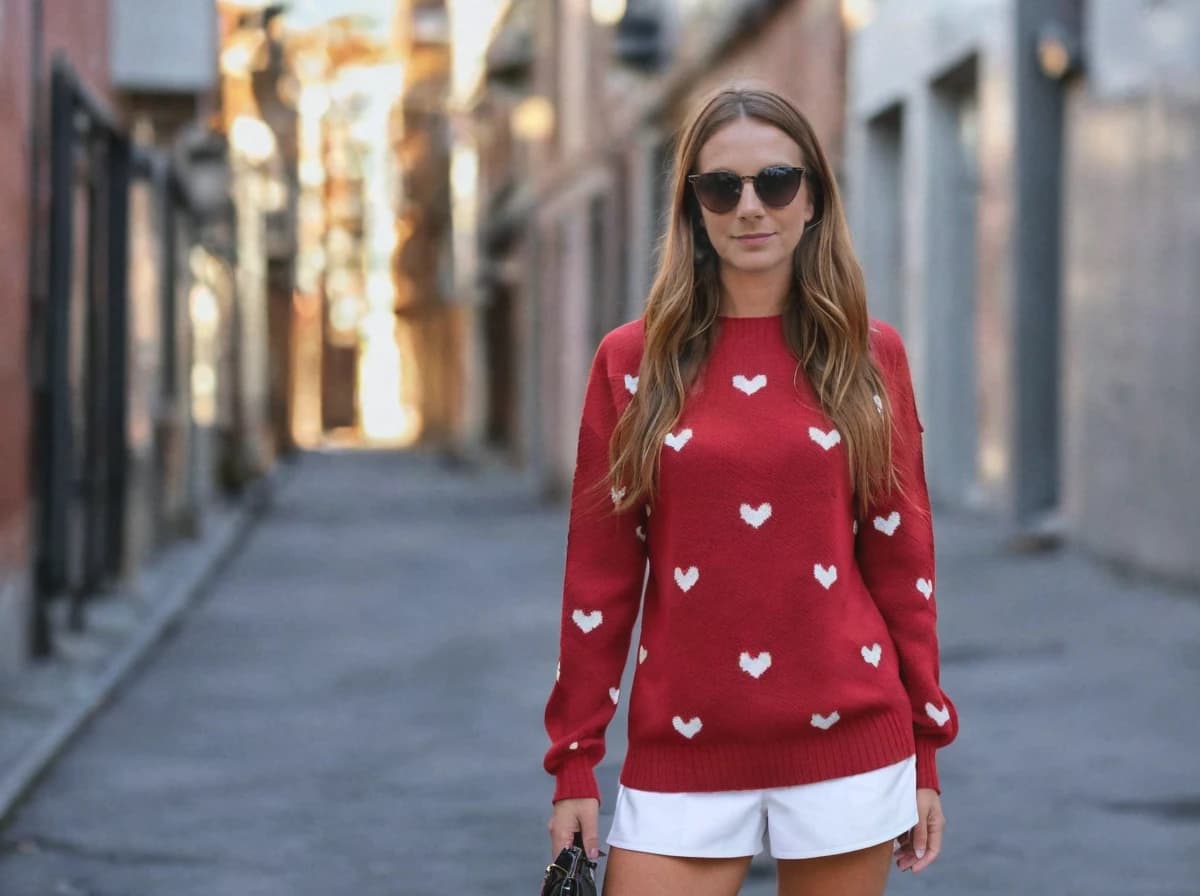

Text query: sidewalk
(0, 450), (1195, 895)
(0, 469), (276, 824)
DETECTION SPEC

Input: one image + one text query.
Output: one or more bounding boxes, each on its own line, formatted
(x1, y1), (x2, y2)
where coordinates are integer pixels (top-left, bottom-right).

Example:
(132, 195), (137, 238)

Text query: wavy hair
(609, 85), (905, 518)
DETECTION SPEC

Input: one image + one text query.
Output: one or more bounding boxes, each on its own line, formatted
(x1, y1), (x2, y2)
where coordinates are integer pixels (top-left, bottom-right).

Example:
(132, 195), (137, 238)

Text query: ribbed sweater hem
(553, 757), (602, 804)
(914, 736), (941, 793)
(618, 709), (915, 793)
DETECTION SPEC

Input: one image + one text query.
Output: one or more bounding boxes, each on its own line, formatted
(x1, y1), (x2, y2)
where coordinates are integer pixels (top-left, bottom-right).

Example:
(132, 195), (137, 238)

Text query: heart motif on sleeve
(635, 525), (646, 541)
(624, 373), (639, 395)
(732, 373), (767, 395)
(873, 511), (901, 536)
(610, 486), (626, 506)
(813, 563), (838, 590)
(571, 609), (603, 633)
(925, 702), (951, 727)
(609, 687), (620, 705)
(739, 502), (773, 528)
(916, 578), (933, 600)
(674, 566), (700, 592)
(810, 711), (841, 730)
(664, 428), (693, 452)
(738, 651), (772, 679)
(861, 643), (882, 667)
(808, 427), (842, 450)
(638, 645), (647, 664)
(672, 716), (703, 739)
(569, 741), (579, 750)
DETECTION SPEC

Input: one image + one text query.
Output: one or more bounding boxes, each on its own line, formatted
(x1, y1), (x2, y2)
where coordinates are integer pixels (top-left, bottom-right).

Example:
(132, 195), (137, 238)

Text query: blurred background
(0, 0), (1197, 893)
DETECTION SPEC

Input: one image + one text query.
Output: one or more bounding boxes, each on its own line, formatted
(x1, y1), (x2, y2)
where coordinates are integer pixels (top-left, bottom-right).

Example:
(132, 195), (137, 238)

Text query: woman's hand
(894, 787), (945, 873)
(548, 797), (602, 859)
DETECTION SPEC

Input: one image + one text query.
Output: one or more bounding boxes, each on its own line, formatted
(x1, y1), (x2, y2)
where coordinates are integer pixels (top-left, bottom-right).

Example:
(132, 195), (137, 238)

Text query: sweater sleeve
(855, 324), (959, 793)
(543, 337), (647, 805)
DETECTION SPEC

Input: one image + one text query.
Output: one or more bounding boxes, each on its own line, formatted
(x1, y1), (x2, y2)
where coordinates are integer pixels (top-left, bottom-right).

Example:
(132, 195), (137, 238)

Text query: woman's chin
(722, 251), (790, 275)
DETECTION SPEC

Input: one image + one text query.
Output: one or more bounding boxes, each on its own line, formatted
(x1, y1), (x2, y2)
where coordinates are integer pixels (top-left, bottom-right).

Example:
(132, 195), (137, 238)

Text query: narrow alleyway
(0, 451), (1196, 895)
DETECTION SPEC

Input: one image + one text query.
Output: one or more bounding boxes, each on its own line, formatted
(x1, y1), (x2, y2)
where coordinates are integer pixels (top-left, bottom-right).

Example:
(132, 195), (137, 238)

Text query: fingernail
(915, 847), (926, 859)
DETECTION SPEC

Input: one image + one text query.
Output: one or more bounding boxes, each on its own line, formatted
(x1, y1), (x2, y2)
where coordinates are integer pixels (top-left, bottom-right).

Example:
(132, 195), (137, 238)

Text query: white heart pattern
(610, 485), (626, 506)
(635, 525), (646, 541)
(810, 711), (841, 730)
(873, 511), (901, 536)
(674, 566), (700, 592)
(624, 373), (639, 395)
(916, 578), (933, 600)
(739, 502), (773, 528)
(572, 609), (603, 633)
(732, 373), (767, 396)
(813, 563), (838, 590)
(925, 702), (951, 727)
(569, 741), (579, 750)
(673, 716), (703, 739)
(665, 428), (693, 452)
(556, 661), (560, 681)
(638, 645), (647, 664)
(738, 651), (772, 679)
(873, 393), (883, 414)
(808, 426), (842, 450)
(861, 643), (882, 667)
(609, 687), (620, 705)
(852, 519), (859, 535)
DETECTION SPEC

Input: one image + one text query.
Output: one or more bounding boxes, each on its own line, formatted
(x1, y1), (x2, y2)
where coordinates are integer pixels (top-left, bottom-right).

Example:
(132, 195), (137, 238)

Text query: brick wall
(689, 0), (847, 171)
(0, 0), (112, 675)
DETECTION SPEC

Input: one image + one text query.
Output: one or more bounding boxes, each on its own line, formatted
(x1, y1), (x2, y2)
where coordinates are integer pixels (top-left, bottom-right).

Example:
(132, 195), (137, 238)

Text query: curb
(0, 466), (285, 825)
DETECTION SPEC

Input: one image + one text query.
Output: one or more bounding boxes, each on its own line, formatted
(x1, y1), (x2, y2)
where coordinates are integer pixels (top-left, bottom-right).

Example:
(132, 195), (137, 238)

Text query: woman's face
(692, 117), (815, 276)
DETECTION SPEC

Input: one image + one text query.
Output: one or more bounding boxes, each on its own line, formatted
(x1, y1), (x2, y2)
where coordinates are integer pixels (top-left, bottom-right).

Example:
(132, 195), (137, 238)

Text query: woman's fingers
(910, 805), (943, 872)
(580, 810), (601, 860)
(547, 814), (577, 854)
(895, 793), (945, 873)
(547, 798), (602, 858)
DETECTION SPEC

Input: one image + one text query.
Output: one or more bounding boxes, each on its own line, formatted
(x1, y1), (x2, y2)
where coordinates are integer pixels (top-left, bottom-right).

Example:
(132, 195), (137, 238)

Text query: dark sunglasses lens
(755, 167), (803, 207)
(693, 173), (742, 213)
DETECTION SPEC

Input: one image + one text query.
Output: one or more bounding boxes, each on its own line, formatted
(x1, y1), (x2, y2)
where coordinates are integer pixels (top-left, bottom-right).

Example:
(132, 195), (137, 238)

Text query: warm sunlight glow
(591, 0), (627, 26)
(512, 95), (555, 142)
(230, 116), (277, 164)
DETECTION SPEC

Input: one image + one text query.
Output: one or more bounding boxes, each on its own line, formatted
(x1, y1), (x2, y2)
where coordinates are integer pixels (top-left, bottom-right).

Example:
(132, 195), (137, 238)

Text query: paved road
(0, 450), (1197, 895)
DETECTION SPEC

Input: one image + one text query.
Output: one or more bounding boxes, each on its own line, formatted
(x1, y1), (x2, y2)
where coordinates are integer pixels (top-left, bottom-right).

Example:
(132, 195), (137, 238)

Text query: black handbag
(540, 831), (599, 896)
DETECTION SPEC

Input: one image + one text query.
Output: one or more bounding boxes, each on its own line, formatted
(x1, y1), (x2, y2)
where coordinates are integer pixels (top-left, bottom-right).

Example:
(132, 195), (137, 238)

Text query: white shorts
(606, 754), (917, 860)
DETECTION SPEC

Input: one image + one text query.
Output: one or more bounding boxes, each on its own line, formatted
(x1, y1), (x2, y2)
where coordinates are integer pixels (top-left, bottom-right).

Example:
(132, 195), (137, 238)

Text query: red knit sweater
(544, 313), (958, 804)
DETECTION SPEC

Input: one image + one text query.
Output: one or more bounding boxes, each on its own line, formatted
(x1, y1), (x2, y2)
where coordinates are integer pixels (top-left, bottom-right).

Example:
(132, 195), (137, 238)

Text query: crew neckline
(716, 312), (784, 320)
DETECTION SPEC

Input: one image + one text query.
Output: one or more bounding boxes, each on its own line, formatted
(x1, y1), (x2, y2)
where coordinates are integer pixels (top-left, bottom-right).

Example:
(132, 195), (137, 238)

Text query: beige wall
(1060, 91), (1200, 585)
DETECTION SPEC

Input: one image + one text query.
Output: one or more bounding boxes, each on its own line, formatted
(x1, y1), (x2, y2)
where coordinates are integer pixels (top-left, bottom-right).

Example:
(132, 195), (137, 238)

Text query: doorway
(925, 55), (982, 508)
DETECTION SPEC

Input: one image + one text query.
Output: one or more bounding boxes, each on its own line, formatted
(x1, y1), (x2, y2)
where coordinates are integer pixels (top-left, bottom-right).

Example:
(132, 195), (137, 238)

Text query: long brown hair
(609, 84), (903, 518)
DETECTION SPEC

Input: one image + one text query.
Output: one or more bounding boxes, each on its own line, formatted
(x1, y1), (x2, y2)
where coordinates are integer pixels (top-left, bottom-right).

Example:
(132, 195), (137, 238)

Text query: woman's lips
(734, 232), (774, 245)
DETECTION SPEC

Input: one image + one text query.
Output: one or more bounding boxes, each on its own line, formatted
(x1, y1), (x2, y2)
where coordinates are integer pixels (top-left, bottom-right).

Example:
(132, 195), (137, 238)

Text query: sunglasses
(687, 165), (806, 214)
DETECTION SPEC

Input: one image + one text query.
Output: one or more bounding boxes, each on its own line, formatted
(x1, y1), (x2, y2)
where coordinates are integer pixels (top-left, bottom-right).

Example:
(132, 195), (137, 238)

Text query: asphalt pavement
(0, 449), (1196, 895)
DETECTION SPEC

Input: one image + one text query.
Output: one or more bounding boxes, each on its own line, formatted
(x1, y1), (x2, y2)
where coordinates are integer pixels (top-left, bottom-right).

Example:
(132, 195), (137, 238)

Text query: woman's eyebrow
(696, 162), (799, 174)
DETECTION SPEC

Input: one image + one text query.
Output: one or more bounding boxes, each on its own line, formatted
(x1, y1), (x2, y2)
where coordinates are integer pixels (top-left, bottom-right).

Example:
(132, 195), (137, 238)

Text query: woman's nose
(736, 182), (764, 216)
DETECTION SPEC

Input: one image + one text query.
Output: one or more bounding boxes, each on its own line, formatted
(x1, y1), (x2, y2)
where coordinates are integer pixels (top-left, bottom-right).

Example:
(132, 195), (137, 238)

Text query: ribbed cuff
(914, 736), (940, 793)
(552, 757), (601, 805)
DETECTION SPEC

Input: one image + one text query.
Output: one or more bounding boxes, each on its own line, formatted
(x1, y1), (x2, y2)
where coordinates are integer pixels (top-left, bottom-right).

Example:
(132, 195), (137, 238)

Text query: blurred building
(0, 0), (151, 675)
(845, 0), (1200, 585)
(395, 0), (459, 450)
(278, 2), (453, 450)
(0, 0), (294, 681)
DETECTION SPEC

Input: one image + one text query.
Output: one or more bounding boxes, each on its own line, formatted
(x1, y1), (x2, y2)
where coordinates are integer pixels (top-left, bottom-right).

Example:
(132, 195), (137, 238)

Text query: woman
(543, 84), (958, 896)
